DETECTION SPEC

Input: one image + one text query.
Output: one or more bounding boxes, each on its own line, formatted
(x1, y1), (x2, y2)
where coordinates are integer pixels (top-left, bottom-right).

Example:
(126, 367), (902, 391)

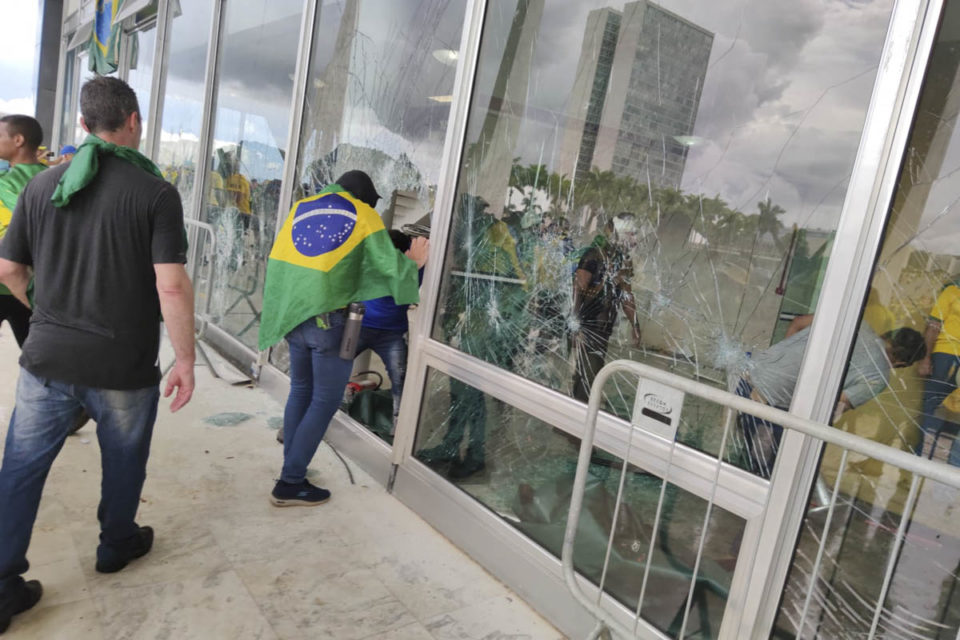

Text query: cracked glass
(775, 4), (960, 636)
(200, 0), (304, 351)
(415, 0), (907, 637)
(269, 0), (468, 445)
(429, 0), (897, 473)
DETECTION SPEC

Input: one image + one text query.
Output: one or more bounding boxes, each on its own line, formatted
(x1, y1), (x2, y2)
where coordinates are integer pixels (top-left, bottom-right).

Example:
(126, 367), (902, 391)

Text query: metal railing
(561, 359), (960, 640)
(163, 218), (219, 378)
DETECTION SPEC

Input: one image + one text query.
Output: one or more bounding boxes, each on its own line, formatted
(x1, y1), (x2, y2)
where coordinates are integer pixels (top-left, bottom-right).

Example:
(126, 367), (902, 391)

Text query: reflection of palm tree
(757, 197), (786, 252)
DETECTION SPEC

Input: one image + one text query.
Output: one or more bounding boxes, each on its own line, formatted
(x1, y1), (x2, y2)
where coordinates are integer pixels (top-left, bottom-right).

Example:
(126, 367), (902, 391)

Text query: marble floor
(0, 330), (564, 640)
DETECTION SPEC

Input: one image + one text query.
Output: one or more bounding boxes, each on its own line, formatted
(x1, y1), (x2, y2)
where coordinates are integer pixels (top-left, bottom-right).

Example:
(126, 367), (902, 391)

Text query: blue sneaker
(270, 480), (331, 507)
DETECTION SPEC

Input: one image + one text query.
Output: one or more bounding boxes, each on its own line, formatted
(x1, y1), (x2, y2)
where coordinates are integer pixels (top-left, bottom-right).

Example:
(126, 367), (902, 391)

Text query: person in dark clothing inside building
(570, 216), (641, 402)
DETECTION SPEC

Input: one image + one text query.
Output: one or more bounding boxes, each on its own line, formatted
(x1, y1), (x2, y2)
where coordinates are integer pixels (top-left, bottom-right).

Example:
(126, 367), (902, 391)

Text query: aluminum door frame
(389, 0), (946, 639)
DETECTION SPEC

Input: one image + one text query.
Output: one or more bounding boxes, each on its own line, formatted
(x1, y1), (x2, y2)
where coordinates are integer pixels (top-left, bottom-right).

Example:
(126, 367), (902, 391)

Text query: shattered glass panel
(270, 0), (468, 443)
(414, 367), (746, 639)
(432, 0), (896, 475)
(776, 4), (960, 636)
(200, 0), (304, 351)
(156, 0), (215, 214)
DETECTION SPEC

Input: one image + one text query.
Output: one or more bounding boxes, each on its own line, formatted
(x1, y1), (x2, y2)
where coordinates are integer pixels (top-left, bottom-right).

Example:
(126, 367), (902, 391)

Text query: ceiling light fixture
(432, 49), (459, 65)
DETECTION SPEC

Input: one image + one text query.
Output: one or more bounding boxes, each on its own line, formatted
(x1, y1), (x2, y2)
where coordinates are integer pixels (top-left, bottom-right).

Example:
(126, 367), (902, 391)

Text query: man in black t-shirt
(570, 218), (640, 402)
(0, 77), (195, 632)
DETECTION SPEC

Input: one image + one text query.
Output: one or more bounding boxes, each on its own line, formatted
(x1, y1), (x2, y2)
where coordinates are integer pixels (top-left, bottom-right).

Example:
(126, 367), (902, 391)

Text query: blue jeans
(356, 327), (408, 420)
(0, 368), (159, 592)
(282, 315), (355, 483)
(920, 352), (960, 466)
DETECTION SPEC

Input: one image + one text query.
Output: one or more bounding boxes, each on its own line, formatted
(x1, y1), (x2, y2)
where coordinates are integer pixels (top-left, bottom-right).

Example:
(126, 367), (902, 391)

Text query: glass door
(395, 0), (927, 637)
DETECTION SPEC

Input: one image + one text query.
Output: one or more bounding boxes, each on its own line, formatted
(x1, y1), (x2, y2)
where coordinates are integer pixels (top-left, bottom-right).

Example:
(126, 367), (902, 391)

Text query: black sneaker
(270, 480), (331, 507)
(96, 526), (154, 573)
(0, 579), (42, 634)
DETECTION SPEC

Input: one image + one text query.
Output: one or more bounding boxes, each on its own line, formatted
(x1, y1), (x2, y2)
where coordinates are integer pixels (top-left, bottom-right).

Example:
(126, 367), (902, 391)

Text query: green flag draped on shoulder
(258, 185), (420, 350)
(0, 163), (46, 295)
(51, 134), (162, 207)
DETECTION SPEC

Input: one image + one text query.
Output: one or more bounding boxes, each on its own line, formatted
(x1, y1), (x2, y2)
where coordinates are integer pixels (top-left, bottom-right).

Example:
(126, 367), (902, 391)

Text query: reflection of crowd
(427, 189), (960, 482)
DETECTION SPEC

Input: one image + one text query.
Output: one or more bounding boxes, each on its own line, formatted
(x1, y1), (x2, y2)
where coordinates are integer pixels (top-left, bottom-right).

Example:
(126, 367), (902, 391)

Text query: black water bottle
(339, 302), (365, 360)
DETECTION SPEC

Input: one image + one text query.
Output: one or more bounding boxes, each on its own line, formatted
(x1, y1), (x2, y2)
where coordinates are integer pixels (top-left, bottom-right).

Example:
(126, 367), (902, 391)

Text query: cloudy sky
(0, 0), (40, 115)
(466, 0), (898, 232)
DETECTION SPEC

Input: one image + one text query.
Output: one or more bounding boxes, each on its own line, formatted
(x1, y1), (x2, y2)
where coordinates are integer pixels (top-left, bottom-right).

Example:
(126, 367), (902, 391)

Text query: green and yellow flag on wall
(89, 0), (122, 74)
(258, 184), (420, 350)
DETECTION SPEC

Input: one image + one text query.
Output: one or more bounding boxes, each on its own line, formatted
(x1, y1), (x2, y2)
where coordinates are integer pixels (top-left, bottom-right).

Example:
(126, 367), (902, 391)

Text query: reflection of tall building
(466, 0), (545, 211)
(559, 1), (713, 188)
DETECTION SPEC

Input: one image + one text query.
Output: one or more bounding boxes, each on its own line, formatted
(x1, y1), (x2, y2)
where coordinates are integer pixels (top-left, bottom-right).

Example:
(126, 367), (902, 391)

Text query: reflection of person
(736, 314), (925, 477)
(419, 196), (527, 479)
(207, 170), (225, 206)
(916, 282), (960, 466)
(0, 115), (46, 348)
(0, 77), (195, 629)
(570, 217), (640, 402)
(357, 230), (425, 425)
(225, 171), (252, 215)
(260, 171), (428, 506)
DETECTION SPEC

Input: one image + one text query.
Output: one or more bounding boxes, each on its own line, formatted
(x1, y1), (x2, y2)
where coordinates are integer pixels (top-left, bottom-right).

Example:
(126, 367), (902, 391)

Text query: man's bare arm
(155, 263), (195, 411)
(0, 258), (31, 308)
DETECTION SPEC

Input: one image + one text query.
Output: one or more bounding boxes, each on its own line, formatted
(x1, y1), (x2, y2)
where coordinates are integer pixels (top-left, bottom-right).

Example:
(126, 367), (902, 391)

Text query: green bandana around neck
(51, 134), (163, 207)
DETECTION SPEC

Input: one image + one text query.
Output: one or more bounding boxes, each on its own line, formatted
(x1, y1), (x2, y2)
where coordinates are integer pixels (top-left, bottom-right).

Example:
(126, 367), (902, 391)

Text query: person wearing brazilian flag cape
(260, 171), (428, 507)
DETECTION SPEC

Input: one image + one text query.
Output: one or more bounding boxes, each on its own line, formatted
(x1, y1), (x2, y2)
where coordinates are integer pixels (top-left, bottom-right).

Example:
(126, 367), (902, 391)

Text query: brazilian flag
(258, 185), (420, 350)
(0, 163), (45, 294)
(90, 0), (122, 74)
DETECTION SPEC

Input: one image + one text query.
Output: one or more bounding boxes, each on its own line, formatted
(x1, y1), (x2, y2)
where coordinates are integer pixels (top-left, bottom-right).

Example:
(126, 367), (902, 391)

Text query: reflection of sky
(331, 0), (467, 186)
(0, 0), (38, 115)
(480, 0), (895, 231)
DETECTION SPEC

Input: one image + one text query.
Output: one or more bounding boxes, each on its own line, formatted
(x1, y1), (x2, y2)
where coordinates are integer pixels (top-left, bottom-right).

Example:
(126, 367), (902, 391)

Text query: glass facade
(156, 0), (217, 214)
(200, 0), (304, 350)
(775, 4), (960, 636)
(273, 0), (468, 443)
(49, 0), (960, 637)
(429, 0), (896, 478)
(415, 367), (745, 638)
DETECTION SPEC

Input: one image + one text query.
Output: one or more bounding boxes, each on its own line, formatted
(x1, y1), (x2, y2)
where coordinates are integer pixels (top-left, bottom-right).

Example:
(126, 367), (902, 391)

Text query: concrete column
(35, 0), (64, 146)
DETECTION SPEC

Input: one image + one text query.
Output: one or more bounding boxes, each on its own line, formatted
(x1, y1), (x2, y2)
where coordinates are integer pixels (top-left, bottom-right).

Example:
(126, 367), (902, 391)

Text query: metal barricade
(163, 218), (219, 378)
(561, 359), (960, 640)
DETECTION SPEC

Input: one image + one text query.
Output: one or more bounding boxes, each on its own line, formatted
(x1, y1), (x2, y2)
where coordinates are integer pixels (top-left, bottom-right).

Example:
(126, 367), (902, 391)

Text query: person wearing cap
(50, 145), (77, 166)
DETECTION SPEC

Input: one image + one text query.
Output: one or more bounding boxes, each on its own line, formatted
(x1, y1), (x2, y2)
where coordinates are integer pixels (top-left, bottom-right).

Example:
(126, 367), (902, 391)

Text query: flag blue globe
(291, 194), (358, 257)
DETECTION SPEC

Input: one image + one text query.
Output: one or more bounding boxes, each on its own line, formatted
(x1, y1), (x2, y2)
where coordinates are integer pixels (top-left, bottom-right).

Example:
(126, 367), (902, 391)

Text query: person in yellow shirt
(916, 282), (960, 466)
